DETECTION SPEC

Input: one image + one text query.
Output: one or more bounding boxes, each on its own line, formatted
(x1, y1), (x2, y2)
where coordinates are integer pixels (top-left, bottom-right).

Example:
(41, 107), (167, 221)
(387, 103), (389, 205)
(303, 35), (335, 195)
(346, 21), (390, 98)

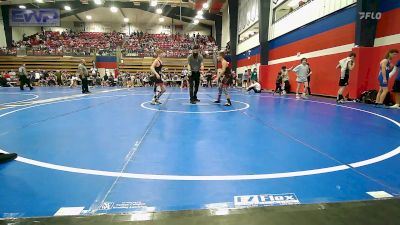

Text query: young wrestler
(336, 52), (356, 103)
(290, 58), (310, 99)
(281, 66), (290, 95)
(150, 49), (166, 105)
(273, 71), (283, 95)
(214, 51), (233, 106)
(389, 60), (400, 108)
(376, 49), (398, 105)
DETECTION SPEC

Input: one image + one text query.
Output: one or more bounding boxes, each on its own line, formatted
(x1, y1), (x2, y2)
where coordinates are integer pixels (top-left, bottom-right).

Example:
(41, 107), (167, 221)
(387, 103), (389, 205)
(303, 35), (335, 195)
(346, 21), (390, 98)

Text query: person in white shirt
(281, 66), (290, 95)
(247, 80), (262, 93)
(289, 58), (311, 99)
(336, 52), (356, 103)
(181, 67), (188, 88)
(70, 74), (78, 88)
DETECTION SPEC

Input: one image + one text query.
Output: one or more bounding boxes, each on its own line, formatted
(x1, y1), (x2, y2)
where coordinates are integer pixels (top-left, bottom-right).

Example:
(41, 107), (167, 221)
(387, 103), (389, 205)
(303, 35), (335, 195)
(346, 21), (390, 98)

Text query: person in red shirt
(114, 68), (119, 79)
(4, 72), (10, 80)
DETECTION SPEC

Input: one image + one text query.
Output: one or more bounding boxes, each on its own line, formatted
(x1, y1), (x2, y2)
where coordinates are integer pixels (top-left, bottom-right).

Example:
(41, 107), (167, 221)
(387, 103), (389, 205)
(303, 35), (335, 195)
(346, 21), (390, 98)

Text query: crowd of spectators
(1, 30), (217, 58)
(0, 67), (221, 89)
(121, 31), (216, 58)
(8, 31), (124, 56)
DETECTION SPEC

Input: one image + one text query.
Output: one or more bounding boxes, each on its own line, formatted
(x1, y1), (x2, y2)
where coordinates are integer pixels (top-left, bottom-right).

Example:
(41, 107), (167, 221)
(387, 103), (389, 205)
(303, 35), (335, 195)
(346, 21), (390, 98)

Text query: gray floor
(1, 198), (399, 225)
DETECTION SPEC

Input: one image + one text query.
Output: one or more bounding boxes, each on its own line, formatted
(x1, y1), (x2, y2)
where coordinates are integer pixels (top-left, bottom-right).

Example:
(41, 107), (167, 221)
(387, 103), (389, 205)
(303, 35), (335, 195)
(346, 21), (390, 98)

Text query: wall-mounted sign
(10, 8), (60, 27)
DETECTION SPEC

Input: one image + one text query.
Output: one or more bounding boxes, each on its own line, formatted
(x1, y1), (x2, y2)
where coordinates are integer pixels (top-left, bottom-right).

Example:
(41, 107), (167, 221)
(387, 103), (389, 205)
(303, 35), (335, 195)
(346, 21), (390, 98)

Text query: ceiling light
(94, 0), (102, 5)
(156, 8), (162, 14)
(193, 19), (199, 25)
(202, 2), (209, 9)
(86, 15), (92, 20)
(35, 0), (44, 3)
(64, 5), (71, 11)
(197, 10), (204, 16)
(19, 5), (26, 9)
(159, 17), (165, 22)
(195, 15), (203, 19)
(124, 18), (129, 23)
(288, 0), (298, 7)
(150, 0), (157, 7)
(110, 6), (118, 13)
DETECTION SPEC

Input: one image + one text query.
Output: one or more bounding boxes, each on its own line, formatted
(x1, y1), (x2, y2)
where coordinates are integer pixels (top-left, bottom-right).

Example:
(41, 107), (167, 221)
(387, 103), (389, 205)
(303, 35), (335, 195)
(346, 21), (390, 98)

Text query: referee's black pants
(189, 71), (200, 101)
(19, 75), (33, 90)
(82, 77), (89, 93)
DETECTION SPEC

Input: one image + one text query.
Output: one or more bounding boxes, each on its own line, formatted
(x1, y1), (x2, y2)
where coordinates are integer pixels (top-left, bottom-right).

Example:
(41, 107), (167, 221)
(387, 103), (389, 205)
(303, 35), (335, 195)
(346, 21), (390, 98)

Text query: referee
(18, 64), (33, 91)
(78, 59), (90, 94)
(187, 45), (204, 104)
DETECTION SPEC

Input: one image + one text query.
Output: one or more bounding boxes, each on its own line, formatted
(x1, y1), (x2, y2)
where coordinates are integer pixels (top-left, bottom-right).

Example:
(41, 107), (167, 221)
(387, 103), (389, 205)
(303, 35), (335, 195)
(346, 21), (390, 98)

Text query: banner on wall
(238, 0), (260, 34)
(96, 56), (117, 69)
(10, 8), (60, 27)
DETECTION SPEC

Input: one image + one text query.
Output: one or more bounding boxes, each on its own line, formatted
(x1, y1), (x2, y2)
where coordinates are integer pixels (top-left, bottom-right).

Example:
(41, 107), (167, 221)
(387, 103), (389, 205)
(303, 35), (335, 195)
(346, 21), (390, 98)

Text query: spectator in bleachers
(0, 74), (11, 87)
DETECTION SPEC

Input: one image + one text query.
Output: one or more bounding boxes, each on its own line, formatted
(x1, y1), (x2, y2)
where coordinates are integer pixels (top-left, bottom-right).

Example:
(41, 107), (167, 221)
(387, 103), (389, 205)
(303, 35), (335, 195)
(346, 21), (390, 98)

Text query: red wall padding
(254, 7), (400, 99)
(260, 44), (400, 98)
(237, 54), (260, 68)
(260, 52), (349, 97)
(269, 23), (355, 61)
(376, 8), (400, 38)
(96, 62), (117, 69)
(353, 44), (400, 95)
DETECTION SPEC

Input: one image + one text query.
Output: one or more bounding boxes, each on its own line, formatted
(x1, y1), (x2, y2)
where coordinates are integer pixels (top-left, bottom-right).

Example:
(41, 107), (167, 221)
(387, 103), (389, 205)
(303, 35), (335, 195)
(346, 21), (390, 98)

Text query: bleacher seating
(8, 31), (216, 58)
(119, 57), (215, 73)
(0, 31), (217, 74)
(0, 56), (215, 74)
(0, 56), (94, 73)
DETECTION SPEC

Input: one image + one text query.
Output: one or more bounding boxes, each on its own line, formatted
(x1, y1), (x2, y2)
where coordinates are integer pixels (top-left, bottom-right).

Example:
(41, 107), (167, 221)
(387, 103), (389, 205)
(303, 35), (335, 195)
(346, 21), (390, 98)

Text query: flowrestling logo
(359, 12), (382, 20)
(98, 201), (147, 210)
(234, 193), (300, 207)
(10, 8), (60, 27)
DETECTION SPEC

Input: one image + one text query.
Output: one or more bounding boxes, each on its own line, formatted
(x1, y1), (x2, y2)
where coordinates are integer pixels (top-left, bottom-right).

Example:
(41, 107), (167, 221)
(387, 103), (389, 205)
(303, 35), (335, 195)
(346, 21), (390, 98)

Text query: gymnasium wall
(269, 0), (356, 40)
(6, 21), (211, 45)
(11, 21), (74, 42)
(238, 5), (356, 96)
(238, 0), (400, 99)
(81, 22), (210, 35)
(237, 0), (355, 55)
(0, 9), (6, 47)
(352, 0), (400, 96)
(221, 3), (230, 49)
(45, 21), (210, 36)
(261, 5), (357, 97)
(46, 21), (77, 33)
(236, 0), (357, 83)
(12, 26), (42, 42)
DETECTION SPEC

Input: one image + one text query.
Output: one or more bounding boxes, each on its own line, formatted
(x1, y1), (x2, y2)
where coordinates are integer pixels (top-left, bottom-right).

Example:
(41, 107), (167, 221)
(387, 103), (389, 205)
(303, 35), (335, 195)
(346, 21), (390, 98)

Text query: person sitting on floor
(0, 74), (11, 87)
(247, 80), (262, 93)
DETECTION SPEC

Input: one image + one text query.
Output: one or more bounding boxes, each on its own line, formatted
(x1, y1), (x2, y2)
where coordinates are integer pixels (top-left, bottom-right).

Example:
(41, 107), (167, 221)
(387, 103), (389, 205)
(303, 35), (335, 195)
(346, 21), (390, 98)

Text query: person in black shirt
(273, 72), (283, 95)
(78, 59), (90, 93)
(306, 63), (312, 95)
(0, 75), (10, 87)
(206, 69), (213, 87)
(150, 49), (166, 105)
(187, 45), (204, 104)
(103, 73), (109, 86)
